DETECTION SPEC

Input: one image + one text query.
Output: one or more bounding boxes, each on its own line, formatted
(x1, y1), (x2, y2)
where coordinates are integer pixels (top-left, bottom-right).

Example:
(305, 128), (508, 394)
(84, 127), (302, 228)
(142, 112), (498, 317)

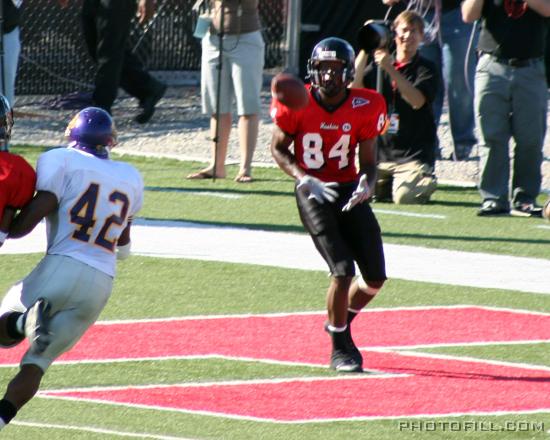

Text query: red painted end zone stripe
(2, 307), (550, 365)
(44, 351), (550, 421)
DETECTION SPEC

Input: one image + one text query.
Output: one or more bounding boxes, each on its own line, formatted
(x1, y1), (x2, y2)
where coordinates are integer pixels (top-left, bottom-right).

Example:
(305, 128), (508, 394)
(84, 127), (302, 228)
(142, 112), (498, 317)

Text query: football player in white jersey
(0, 107), (144, 431)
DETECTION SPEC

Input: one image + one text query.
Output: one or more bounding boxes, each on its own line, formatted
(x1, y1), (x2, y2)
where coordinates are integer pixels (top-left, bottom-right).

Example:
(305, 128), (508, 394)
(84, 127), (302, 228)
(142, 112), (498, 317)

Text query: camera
(357, 20), (393, 52)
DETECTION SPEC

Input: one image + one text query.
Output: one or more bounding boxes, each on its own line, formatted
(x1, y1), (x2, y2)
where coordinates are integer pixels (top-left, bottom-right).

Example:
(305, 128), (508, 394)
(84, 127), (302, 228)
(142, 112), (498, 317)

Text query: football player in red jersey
(0, 95), (36, 248)
(270, 37), (387, 373)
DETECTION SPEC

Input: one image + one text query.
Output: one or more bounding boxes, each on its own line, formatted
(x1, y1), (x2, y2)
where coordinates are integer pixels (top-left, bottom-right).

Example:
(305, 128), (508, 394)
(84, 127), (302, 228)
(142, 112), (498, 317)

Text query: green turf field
(1, 146), (549, 439)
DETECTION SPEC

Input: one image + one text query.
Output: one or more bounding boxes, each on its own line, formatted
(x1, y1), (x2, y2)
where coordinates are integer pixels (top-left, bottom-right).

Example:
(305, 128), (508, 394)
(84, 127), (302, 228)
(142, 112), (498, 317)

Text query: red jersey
(271, 86), (387, 183)
(0, 152), (36, 222)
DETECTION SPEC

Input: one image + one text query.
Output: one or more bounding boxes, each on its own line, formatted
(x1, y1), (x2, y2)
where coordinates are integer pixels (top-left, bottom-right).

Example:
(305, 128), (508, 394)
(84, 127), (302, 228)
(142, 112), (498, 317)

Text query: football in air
(271, 72), (309, 110)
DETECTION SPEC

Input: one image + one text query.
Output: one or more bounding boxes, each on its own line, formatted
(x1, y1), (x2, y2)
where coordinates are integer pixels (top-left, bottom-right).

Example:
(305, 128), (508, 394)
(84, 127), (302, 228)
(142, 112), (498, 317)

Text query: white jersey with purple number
(36, 147), (143, 277)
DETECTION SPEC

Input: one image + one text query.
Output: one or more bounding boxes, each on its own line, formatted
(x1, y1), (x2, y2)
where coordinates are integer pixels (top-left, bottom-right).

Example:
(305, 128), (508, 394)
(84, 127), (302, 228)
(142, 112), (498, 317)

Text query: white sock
(0, 419), (6, 430)
(327, 324), (347, 333)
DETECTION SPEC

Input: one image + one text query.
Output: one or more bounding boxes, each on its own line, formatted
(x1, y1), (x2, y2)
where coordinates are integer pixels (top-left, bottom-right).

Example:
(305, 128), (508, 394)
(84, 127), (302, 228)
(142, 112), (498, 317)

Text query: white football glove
(297, 175), (338, 204)
(342, 174), (371, 212)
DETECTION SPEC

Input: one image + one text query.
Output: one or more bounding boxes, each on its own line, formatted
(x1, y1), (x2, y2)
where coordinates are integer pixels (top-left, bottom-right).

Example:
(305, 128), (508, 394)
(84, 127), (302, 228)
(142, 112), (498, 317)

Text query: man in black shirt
(382, 0), (478, 161)
(353, 10), (438, 204)
(60, 0), (167, 124)
(462, 0), (549, 217)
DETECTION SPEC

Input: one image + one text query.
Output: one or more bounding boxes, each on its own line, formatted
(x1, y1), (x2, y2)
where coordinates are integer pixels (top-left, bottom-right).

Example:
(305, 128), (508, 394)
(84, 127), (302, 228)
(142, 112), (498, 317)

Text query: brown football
(271, 72), (309, 110)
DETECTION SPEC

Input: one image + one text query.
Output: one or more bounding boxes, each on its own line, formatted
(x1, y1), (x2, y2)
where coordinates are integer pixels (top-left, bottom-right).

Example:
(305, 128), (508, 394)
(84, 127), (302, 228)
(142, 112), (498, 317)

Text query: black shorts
(295, 181), (386, 283)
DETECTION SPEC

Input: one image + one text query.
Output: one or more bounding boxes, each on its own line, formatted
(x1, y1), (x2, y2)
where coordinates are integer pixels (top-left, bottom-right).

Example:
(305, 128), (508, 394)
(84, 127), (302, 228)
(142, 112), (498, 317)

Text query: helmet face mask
(65, 107), (117, 158)
(310, 60), (347, 97)
(0, 95), (13, 152)
(307, 37), (355, 98)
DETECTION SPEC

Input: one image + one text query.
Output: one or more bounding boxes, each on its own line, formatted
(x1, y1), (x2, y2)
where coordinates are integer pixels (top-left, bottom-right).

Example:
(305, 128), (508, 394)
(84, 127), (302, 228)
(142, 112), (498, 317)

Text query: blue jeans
(419, 8), (478, 153)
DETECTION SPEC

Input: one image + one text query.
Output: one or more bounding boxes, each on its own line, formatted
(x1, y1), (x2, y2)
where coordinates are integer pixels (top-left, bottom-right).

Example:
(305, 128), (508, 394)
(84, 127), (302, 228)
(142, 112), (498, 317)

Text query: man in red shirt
(0, 95), (36, 247)
(270, 37), (387, 373)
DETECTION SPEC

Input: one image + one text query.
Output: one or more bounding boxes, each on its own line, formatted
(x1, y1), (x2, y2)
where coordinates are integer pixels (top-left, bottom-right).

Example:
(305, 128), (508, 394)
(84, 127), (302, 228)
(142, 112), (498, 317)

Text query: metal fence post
(284, 0), (301, 75)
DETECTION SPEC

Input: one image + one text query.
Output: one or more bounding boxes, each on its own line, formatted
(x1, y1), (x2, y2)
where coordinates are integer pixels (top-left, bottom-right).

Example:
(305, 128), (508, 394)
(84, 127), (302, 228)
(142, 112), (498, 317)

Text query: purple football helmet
(0, 94), (14, 152)
(65, 107), (118, 158)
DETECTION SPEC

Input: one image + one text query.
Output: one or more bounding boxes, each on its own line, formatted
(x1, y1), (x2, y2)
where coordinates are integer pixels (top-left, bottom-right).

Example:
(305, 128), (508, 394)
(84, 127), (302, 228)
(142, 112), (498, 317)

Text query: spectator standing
(270, 37), (387, 372)
(382, 0), (478, 161)
(1, 0), (22, 106)
(0, 94), (35, 247)
(59, 0), (167, 123)
(0, 107), (143, 431)
(187, 0), (265, 182)
(462, 0), (549, 217)
(353, 11), (438, 204)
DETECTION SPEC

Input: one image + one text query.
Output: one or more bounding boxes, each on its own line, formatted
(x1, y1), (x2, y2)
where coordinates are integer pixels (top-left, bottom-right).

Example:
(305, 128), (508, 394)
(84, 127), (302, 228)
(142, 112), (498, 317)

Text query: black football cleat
(24, 298), (52, 354)
(325, 321), (363, 373)
(330, 348), (363, 373)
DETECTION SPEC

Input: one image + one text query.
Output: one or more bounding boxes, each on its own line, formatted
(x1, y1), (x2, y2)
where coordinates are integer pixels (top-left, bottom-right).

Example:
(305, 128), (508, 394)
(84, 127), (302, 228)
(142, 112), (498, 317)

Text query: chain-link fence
(16, 0), (286, 95)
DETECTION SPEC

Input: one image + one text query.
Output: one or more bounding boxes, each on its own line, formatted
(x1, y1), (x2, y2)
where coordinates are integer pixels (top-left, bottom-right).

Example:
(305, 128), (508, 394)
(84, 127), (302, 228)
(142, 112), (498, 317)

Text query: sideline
(2, 219), (549, 294)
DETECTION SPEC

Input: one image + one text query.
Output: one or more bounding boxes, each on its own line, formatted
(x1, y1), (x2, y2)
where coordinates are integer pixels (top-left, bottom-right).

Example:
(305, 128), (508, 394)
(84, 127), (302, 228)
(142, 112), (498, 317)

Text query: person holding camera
(381, 0), (478, 161)
(462, 0), (549, 217)
(352, 10), (438, 204)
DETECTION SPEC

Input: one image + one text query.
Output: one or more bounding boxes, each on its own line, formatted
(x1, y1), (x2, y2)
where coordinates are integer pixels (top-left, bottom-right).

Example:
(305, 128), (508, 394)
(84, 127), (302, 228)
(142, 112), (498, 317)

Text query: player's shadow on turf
(386, 366), (550, 382)
(427, 200), (479, 208)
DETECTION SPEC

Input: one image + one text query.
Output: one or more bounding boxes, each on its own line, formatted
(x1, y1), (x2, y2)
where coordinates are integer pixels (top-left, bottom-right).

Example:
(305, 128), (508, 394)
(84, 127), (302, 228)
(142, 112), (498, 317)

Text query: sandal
(234, 174), (253, 183)
(187, 170), (224, 179)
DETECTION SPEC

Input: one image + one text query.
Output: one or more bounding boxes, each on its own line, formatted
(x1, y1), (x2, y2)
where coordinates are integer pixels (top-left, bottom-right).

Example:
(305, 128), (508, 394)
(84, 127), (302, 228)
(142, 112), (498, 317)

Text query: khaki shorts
(376, 161), (437, 204)
(0, 254), (113, 372)
(201, 30), (265, 116)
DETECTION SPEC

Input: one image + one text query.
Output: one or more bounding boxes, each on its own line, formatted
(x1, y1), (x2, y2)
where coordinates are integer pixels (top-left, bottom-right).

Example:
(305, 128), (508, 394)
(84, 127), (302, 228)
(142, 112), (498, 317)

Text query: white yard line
(373, 208), (446, 219)
(3, 219), (550, 294)
(42, 374), (405, 394)
(365, 339), (550, 350)
(11, 420), (197, 439)
(370, 348), (550, 374)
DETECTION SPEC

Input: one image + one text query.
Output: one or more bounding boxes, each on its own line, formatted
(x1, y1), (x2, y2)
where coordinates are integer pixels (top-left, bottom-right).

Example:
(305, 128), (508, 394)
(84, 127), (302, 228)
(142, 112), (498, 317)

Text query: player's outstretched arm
(8, 191), (58, 239)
